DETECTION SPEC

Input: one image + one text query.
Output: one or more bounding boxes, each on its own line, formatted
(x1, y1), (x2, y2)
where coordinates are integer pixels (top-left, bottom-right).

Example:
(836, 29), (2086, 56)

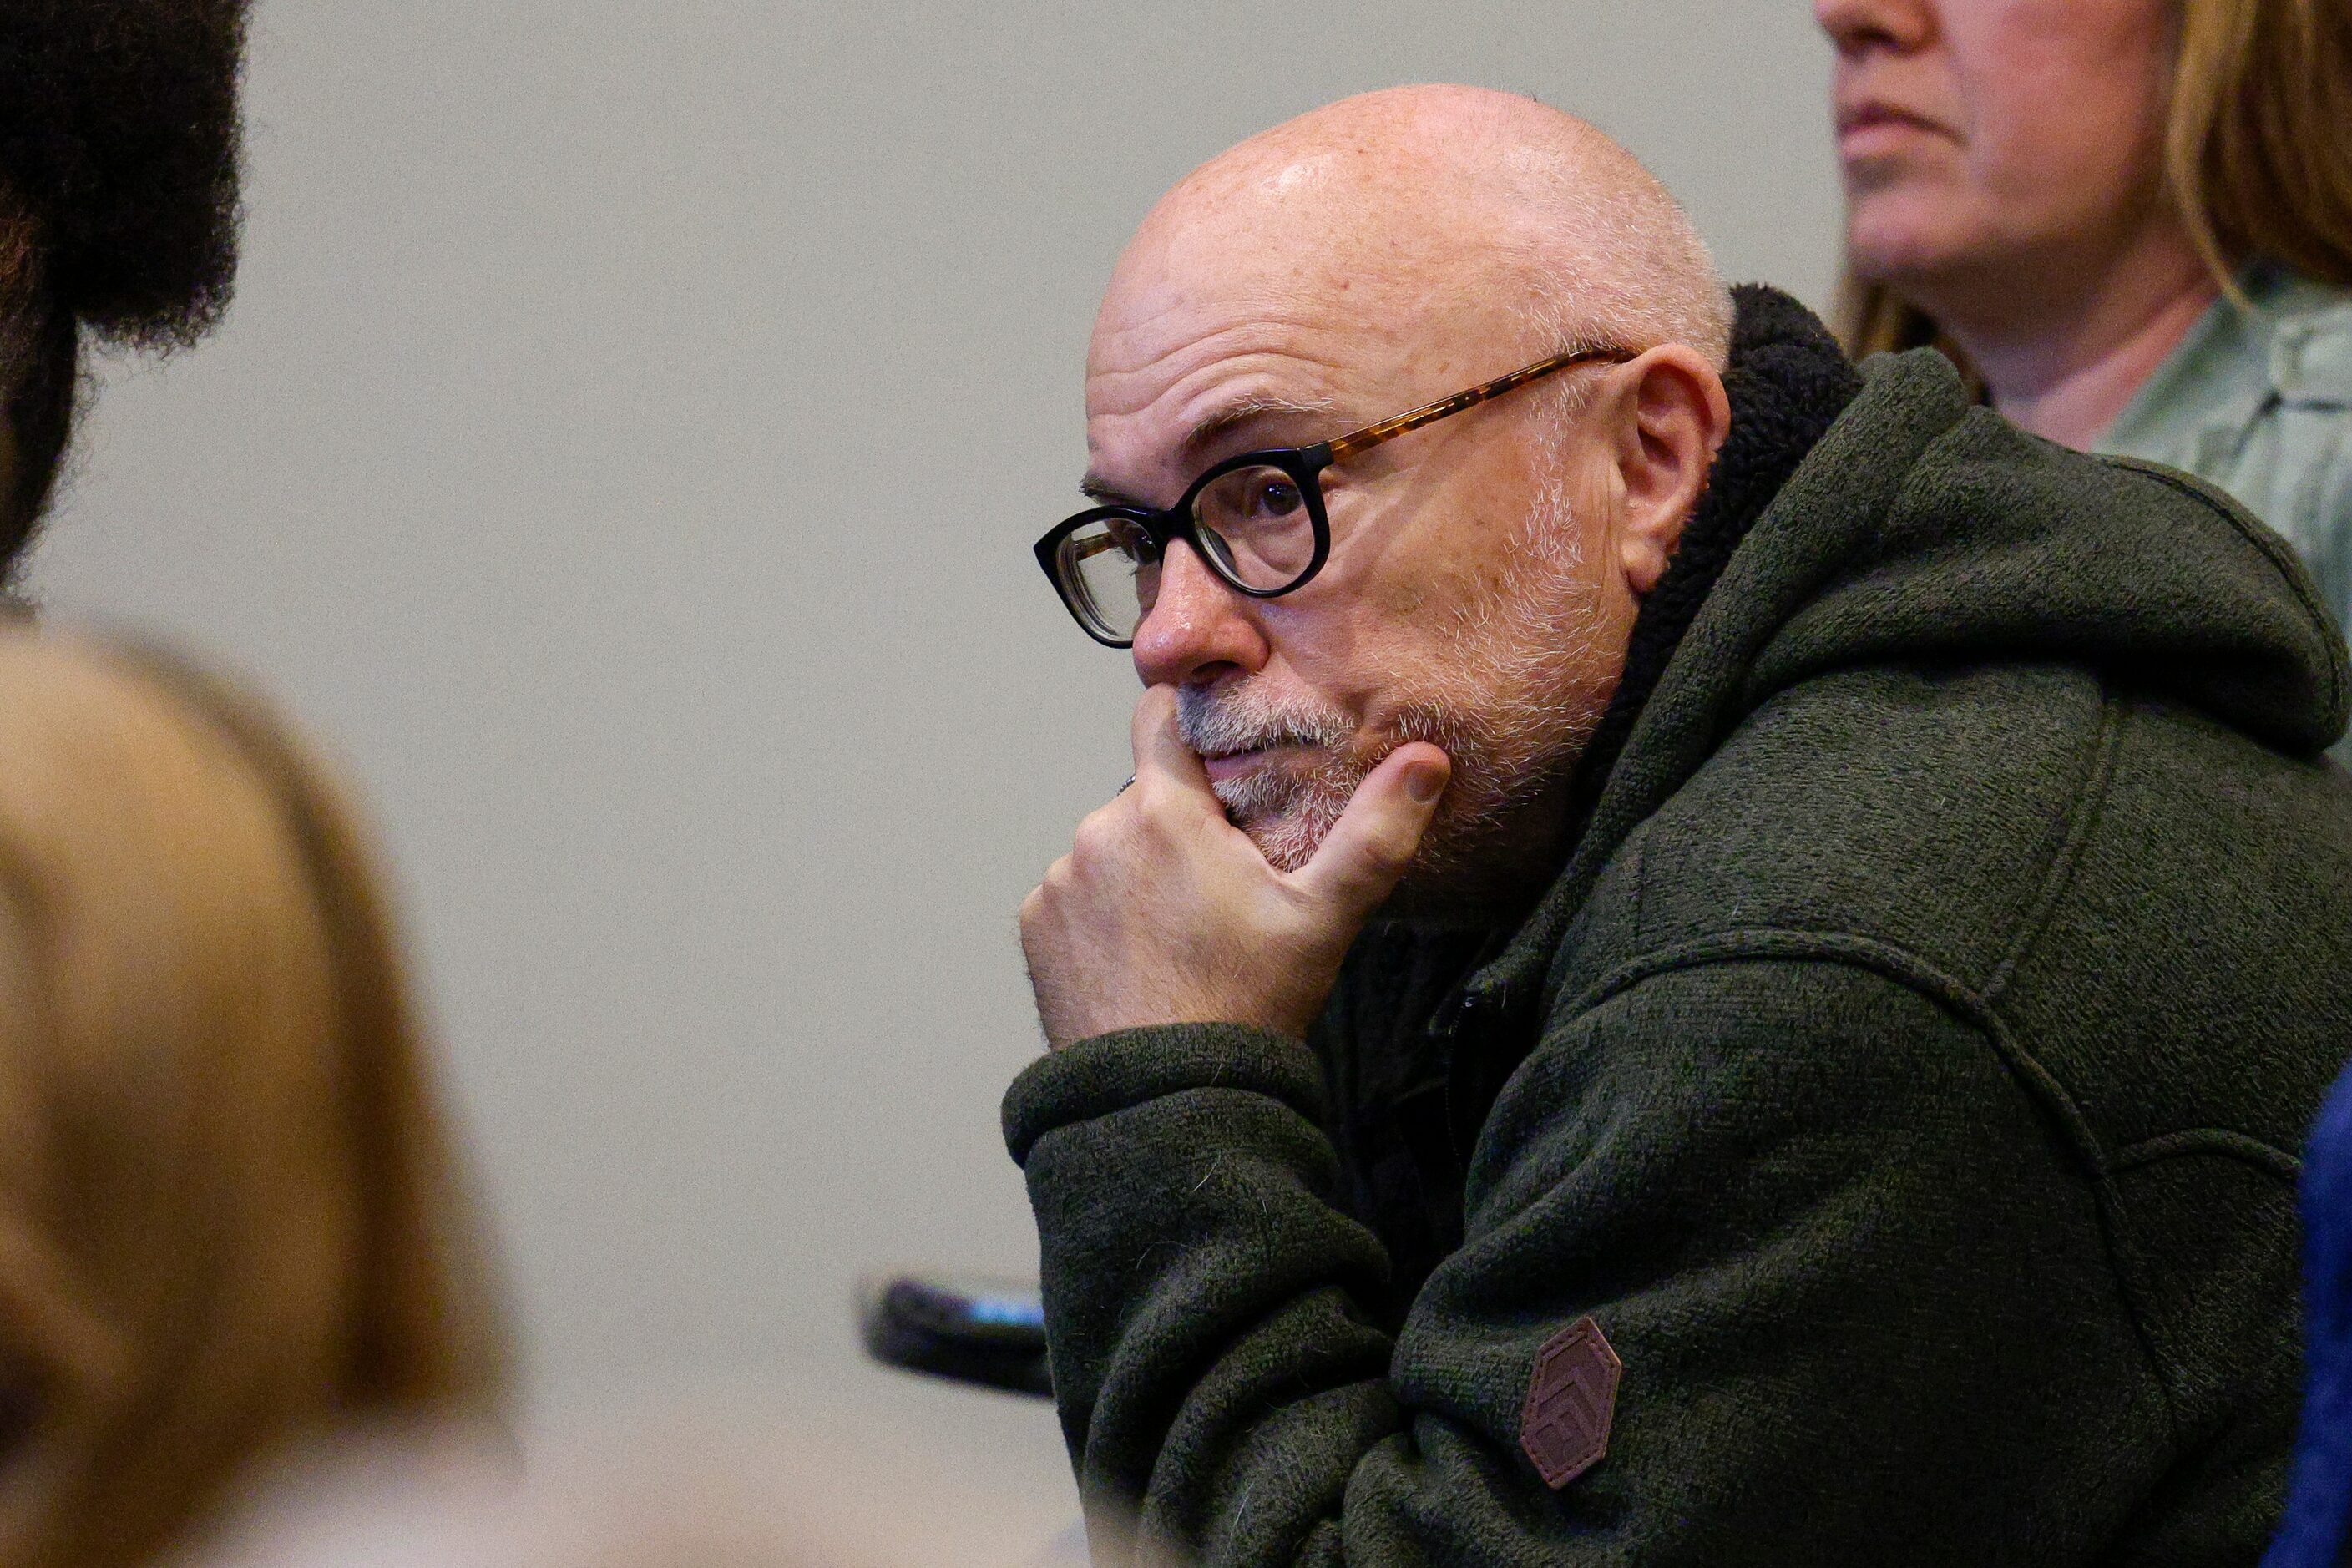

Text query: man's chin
(1232, 778), (1575, 923)
(1205, 752), (1348, 862)
(1213, 774), (1351, 873)
(1228, 805), (1336, 875)
(1233, 804), (1477, 917)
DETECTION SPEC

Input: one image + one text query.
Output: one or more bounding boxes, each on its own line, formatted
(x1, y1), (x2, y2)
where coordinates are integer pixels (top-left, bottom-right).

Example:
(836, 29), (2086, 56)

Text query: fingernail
(1406, 766), (1445, 803)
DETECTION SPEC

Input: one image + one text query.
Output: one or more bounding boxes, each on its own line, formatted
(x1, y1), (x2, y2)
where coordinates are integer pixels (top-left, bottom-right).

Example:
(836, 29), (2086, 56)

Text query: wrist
(1005, 1020), (1325, 1165)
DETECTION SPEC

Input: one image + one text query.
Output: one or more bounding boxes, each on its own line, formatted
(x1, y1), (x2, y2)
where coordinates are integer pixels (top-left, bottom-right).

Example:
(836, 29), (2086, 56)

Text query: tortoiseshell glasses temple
(1035, 342), (1638, 648)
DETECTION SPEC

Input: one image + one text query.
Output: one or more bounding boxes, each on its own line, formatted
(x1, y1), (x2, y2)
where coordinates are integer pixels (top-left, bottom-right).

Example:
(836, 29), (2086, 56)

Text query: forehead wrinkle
(1089, 336), (1350, 438)
(1104, 224), (1555, 405)
(1083, 352), (1353, 506)
(1088, 300), (1333, 381)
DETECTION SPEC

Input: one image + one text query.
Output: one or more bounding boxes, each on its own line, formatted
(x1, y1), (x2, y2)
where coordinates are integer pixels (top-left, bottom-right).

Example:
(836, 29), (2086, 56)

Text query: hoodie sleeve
(1004, 955), (2167, 1565)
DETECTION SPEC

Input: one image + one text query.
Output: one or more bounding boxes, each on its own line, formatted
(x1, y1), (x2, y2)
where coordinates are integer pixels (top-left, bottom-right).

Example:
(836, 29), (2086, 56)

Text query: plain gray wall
(28, 0), (1841, 1494)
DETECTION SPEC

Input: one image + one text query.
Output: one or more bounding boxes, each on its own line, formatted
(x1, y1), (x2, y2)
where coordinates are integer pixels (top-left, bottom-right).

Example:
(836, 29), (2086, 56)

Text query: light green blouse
(2096, 265), (2352, 761)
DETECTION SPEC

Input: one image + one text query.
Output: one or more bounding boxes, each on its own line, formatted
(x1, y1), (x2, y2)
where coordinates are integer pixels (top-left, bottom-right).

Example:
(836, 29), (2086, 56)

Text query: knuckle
(1067, 825), (1101, 864)
(1133, 777), (1182, 828)
(1070, 809), (1125, 862)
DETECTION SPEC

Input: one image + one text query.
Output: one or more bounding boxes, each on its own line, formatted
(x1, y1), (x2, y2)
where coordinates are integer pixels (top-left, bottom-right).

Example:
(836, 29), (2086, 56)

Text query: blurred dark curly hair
(0, 0), (252, 572)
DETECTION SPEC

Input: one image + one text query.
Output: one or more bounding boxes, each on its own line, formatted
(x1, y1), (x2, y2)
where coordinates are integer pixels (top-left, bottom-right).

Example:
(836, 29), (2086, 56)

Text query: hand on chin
(1019, 686), (1449, 1049)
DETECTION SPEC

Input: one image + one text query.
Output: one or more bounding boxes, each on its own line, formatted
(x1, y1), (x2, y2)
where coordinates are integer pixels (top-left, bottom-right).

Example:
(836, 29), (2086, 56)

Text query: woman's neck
(1933, 221), (2222, 451)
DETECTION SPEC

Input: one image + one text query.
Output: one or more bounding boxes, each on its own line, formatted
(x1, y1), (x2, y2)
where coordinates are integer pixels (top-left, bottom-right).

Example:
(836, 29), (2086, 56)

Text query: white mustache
(1175, 684), (1354, 759)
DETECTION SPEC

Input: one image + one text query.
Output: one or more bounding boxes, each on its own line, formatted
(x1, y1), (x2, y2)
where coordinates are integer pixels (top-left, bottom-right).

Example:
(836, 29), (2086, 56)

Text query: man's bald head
(1102, 86), (1732, 387)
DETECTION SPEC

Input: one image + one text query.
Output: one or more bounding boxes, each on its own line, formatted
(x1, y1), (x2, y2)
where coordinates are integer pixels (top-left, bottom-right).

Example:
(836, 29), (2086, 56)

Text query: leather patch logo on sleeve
(1520, 1317), (1621, 1490)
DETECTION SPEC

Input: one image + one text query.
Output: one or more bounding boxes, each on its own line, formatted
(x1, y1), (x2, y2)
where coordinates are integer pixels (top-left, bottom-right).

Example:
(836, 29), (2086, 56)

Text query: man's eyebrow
(1079, 394), (1346, 509)
(1079, 475), (1150, 507)
(1178, 393), (1344, 461)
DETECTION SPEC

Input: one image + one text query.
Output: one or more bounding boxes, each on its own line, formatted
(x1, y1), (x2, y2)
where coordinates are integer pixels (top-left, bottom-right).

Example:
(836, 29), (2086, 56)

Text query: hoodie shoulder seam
(1982, 695), (2124, 1008)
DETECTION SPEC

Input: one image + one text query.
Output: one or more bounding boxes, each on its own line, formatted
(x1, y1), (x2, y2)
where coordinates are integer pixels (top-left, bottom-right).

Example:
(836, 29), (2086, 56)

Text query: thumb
(1293, 742), (1451, 918)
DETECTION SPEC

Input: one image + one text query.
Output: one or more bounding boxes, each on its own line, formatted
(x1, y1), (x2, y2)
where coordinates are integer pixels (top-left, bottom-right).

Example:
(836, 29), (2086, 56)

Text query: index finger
(1130, 685), (1216, 803)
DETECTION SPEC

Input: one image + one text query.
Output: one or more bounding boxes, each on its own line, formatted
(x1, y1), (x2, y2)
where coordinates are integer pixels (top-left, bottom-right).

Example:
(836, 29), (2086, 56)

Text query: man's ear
(1604, 346), (1732, 596)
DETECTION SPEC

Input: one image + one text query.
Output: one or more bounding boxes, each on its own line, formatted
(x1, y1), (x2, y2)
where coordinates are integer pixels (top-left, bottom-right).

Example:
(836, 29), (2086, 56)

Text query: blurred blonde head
(0, 626), (505, 1568)
(1835, 0), (2352, 361)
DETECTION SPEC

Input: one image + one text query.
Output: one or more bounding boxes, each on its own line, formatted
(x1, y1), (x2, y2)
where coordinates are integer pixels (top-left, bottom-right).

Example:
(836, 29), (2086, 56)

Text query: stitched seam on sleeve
(2109, 1127), (2301, 1181)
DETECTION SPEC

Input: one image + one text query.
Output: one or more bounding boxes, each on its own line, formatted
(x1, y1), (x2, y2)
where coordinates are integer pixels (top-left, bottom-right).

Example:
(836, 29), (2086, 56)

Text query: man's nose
(1130, 539), (1271, 690)
(1815, 0), (1930, 55)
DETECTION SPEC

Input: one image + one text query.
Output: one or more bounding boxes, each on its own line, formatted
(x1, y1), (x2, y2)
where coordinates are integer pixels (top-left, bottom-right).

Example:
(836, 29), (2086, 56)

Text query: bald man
(1009, 87), (2352, 1564)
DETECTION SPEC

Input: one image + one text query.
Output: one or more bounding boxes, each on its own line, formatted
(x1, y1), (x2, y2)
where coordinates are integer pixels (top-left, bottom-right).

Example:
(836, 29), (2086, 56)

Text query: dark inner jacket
(1323, 286), (1871, 1319)
(1005, 287), (2352, 1565)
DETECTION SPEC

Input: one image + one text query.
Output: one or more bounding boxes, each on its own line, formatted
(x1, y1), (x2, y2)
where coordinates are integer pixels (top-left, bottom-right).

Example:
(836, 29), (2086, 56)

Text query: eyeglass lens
(1056, 464), (1319, 640)
(1056, 517), (1158, 643)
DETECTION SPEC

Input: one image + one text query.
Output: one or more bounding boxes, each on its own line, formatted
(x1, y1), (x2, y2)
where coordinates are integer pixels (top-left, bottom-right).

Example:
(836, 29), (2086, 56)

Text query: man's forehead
(1084, 283), (1439, 455)
(1088, 231), (1510, 412)
(1090, 279), (1353, 385)
(1107, 180), (1477, 328)
(1080, 320), (1353, 488)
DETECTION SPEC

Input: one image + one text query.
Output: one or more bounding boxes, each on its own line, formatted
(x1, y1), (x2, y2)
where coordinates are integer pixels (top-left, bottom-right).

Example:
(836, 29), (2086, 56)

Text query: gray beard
(1177, 683), (1600, 915)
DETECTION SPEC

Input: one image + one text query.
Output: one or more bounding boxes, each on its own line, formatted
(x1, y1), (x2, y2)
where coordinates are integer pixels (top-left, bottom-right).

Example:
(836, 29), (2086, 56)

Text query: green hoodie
(1005, 341), (2352, 1565)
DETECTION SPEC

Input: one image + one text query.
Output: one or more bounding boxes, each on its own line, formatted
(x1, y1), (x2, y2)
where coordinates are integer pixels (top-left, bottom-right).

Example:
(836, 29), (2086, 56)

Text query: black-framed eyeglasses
(1033, 343), (1637, 647)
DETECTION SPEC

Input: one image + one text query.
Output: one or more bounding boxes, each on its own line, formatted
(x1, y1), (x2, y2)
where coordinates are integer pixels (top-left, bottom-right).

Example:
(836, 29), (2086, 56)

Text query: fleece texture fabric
(1005, 297), (2352, 1565)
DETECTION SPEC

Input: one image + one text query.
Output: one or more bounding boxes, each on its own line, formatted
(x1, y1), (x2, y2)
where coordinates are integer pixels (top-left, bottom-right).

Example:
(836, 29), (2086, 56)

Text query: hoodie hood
(1758, 353), (2346, 758)
(1467, 335), (2349, 1019)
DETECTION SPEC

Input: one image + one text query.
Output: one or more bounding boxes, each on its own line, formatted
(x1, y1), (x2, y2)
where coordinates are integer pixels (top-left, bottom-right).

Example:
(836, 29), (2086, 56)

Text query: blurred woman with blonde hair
(0, 625), (507, 1568)
(1819, 0), (2352, 741)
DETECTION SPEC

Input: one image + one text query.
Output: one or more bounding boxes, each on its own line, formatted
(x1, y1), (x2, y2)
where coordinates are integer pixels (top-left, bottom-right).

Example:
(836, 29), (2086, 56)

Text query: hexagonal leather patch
(1520, 1317), (1621, 1490)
